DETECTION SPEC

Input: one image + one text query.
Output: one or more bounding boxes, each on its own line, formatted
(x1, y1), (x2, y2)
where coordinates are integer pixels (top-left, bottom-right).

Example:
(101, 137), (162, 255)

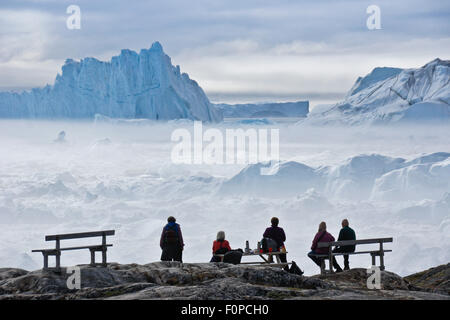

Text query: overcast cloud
(0, 0), (449, 106)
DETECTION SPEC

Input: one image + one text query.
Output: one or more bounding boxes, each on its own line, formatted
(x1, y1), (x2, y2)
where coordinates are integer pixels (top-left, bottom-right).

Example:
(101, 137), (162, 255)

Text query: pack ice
(0, 42), (222, 122)
(220, 152), (450, 201)
(306, 59), (450, 125)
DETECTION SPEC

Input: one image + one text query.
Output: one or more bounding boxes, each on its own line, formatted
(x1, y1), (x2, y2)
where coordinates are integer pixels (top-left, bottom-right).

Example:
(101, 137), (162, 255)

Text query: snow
(400, 101), (450, 123)
(306, 58), (450, 125)
(372, 158), (450, 201)
(220, 161), (322, 197)
(347, 67), (403, 97)
(0, 120), (449, 276)
(0, 42), (222, 122)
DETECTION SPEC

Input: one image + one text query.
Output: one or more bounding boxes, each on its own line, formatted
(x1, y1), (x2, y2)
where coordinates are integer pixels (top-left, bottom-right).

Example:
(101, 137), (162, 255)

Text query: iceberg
(346, 67), (403, 97)
(307, 59), (450, 125)
(215, 101), (309, 118)
(0, 42), (223, 122)
(220, 152), (450, 201)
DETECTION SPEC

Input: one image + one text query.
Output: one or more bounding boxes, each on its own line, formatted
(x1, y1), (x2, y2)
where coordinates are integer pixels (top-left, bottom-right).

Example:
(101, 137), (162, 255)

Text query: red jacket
(311, 231), (335, 254)
(212, 240), (231, 253)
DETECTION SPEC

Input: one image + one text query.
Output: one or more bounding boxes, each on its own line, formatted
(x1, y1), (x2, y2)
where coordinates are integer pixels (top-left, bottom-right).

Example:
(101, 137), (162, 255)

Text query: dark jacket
(160, 222), (184, 248)
(337, 226), (356, 252)
(311, 231), (335, 254)
(263, 226), (286, 248)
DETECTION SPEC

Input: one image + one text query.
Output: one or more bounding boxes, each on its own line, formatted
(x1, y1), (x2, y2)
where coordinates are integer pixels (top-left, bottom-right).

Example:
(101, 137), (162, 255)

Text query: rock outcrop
(404, 263), (450, 295)
(0, 262), (448, 300)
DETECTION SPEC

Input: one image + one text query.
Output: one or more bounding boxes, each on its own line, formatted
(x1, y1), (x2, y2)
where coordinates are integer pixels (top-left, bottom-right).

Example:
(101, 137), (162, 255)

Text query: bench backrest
(317, 237), (393, 248)
(45, 230), (115, 241)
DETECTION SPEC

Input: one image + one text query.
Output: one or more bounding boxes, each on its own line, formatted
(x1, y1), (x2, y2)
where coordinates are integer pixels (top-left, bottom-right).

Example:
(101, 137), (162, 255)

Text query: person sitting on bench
(308, 221), (343, 272)
(210, 231), (232, 262)
(263, 217), (288, 271)
(333, 219), (356, 270)
(160, 216), (184, 262)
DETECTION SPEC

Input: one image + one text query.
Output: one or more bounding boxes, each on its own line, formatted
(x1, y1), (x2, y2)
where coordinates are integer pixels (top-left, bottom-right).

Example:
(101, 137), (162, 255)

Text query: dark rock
(404, 263), (450, 295)
(0, 262), (448, 300)
(0, 268), (28, 281)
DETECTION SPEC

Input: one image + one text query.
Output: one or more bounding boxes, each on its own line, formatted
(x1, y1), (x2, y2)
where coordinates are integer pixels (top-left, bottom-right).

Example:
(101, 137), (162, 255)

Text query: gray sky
(0, 0), (449, 107)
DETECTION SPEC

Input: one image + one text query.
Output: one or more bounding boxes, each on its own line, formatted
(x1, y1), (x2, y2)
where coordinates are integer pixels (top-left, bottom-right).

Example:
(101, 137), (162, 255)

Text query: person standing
(333, 219), (356, 270)
(308, 221), (343, 272)
(160, 216), (184, 262)
(263, 217), (288, 270)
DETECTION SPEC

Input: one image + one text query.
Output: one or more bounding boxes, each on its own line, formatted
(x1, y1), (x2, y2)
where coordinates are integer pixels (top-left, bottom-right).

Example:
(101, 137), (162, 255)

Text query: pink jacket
(311, 231), (335, 254)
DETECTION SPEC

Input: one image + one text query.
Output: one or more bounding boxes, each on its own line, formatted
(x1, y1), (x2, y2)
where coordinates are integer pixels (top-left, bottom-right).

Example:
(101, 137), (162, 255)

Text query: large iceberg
(306, 58), (450, 125)
(0, 42), (222, 122)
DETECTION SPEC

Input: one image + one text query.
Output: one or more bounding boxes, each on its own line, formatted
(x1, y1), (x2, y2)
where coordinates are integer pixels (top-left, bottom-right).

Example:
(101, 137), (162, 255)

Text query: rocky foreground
(0, 262), (448, 300)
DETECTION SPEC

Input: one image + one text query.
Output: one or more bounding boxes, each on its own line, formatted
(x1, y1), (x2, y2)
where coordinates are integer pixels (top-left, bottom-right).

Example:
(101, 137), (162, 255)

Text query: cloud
(0, 0), (449, 106)
(174, 36), (450, 106)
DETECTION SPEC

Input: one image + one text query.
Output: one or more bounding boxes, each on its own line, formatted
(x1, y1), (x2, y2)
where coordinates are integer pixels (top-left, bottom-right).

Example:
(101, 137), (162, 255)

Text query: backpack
(261, 237), (278, 253)
(164, 225), (179, 245)
(223, 249), (243, 265)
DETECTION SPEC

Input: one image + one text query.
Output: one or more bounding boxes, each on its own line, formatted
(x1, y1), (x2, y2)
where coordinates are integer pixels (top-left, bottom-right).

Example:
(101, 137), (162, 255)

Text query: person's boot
(333, 260), (342, 272)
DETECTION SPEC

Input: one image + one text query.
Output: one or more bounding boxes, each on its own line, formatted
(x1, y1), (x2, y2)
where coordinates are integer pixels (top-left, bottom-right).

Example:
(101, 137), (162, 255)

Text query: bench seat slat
(241, 263), (291, 267)
(45, 230), (115, 241)
(60, 244), (113, 251)
(310, 249), (392, 257)
(317, 237), (393, 248)
(32, 244), (112, 253)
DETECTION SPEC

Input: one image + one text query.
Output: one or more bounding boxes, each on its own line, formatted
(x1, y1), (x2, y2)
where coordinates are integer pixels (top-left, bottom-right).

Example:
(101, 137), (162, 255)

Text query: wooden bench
(311, 237), (393, 274)
(32, 230), (115, 272)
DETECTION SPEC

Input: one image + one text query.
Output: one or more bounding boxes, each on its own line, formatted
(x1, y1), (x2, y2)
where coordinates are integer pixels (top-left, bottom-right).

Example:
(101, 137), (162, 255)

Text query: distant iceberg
(306, 58), (450, 125)
(220, 152), (450, 201)
(0, 42), (223, 122)
(215, 101), (309, 118)
(234, 118), (275, 125)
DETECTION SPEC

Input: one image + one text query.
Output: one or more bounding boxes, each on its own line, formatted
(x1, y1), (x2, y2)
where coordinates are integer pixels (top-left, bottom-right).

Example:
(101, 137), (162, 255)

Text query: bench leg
(320, 259), (325, 275)
(379, 243), (385, 271)
(371, 254), (376, 266)
(55, 253), (61, 272)
(43, 253), (48, 270)
(90, 249), (96, 266)
(328, 247), (333, 273)
(275, 255), (281, 264)
(102, 248), (107, 267)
